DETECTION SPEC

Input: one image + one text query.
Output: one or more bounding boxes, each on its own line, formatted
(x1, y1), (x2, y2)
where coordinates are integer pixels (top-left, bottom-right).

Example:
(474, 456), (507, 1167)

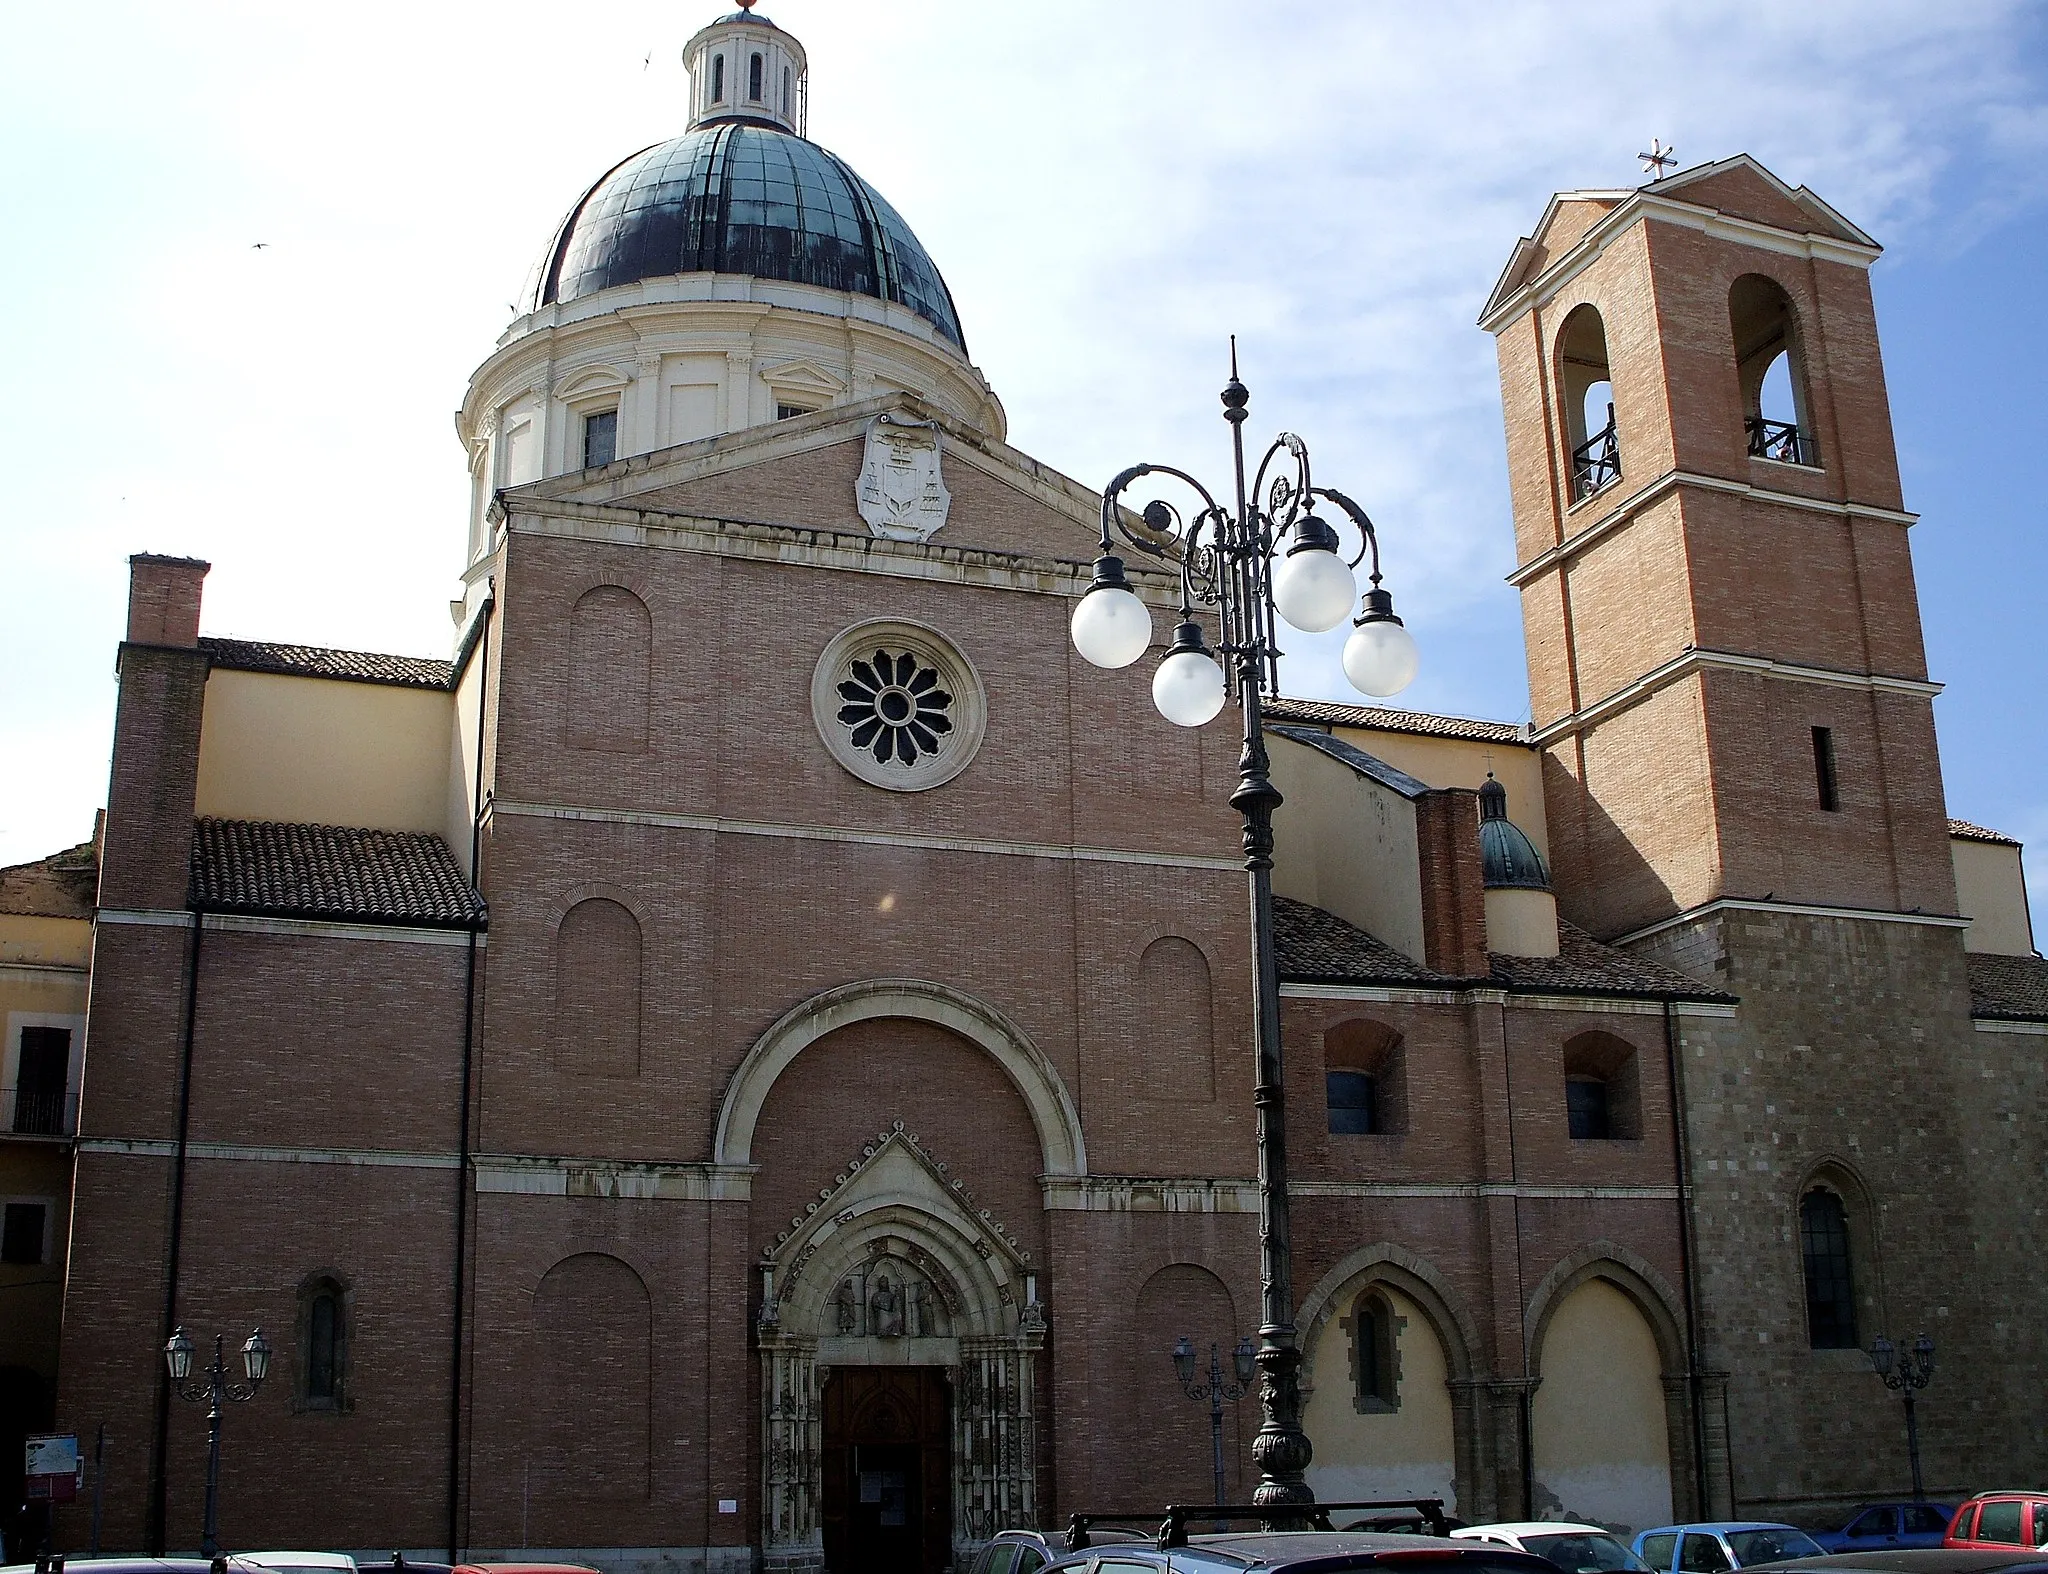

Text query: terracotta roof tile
(1266, 696), (1530, 746)
(1275, 895), (1731, 1000)
(191, 818), (484, 928)
(1967, 953), (2048, 1021)
(1949, 817), (2021, 847)
(200, 636), (453, 690)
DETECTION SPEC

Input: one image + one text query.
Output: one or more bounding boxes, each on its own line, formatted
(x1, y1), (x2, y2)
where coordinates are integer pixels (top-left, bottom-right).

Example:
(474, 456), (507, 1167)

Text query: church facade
(19, 8), (2047, 1572)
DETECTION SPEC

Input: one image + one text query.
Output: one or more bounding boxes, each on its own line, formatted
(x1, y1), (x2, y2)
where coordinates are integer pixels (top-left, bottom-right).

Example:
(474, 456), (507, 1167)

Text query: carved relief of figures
(870, 1273), (904, 1336)
(906, 1281), (926, 1339)
(835, 1277), (859, 1334)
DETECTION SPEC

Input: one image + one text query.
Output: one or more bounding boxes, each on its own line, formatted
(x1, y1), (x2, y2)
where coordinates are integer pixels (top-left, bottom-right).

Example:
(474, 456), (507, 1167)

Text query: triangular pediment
(1653, 154), (1878, 247)
(505, 390), (1107, 562)
(759, 357), (849, 399)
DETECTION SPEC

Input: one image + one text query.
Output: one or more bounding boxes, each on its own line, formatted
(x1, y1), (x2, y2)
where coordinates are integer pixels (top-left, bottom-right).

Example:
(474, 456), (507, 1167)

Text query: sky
(2, 1), (2044, 933)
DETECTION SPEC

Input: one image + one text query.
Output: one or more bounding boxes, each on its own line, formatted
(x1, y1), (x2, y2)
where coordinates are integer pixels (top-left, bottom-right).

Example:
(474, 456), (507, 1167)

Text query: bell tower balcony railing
(1746, 415), (1817, 467)
(1570, 412), (1621, 501)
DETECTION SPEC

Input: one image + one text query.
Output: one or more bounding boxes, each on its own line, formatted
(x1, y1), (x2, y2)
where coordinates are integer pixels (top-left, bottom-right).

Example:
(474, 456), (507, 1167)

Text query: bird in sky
(251, 242), (269, 250)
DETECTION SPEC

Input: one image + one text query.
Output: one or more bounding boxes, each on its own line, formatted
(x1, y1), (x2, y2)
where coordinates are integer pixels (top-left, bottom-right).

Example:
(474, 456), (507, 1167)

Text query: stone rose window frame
(811, 619), (986, 791)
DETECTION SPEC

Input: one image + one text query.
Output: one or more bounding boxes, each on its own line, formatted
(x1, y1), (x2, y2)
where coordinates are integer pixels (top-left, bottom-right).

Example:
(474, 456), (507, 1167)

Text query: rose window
(836, 648), (954, 766)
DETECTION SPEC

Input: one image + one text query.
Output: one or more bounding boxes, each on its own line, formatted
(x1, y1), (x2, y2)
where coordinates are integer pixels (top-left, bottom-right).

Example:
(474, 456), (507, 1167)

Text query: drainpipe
(147, 908), (203, 1555)
(446, 589), (495, 1562)
(1663, 999), (1710, 1516)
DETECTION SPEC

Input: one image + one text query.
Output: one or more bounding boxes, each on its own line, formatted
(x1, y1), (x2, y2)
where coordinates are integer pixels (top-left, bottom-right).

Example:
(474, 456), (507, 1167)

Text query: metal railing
(1747, 415), (1817, 466)
(1571, 408), (1621, 500)
(5, 1087), (77, 1137)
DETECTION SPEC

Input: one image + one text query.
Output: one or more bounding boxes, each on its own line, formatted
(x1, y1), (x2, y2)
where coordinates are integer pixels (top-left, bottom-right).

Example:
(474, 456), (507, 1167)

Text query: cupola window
(711, 54), (725, 103)
(583, 409), (617, 470)
(782, 65), (792, 117)
(749, 52), (764, 101)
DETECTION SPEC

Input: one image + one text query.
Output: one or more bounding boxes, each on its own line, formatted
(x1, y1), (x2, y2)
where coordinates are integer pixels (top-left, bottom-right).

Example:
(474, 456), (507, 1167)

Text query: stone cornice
(1610, 897), (1971, 949)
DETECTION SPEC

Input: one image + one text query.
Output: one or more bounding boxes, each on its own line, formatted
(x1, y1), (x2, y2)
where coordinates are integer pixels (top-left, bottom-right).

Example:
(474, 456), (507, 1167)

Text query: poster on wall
(24, 1434), (81, 1503)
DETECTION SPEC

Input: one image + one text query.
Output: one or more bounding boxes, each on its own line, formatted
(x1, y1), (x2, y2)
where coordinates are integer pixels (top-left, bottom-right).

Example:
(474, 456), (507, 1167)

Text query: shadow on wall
(1541, 752), (1687, 946)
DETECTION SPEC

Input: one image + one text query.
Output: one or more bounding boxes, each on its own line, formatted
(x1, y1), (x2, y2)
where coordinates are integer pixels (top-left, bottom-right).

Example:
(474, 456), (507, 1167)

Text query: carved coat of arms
(856, 414), (951, 542)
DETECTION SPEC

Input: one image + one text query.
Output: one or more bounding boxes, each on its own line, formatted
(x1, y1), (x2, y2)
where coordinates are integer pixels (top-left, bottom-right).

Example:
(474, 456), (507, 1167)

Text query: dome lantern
(1476, 773), (1561, 959)
(685, 1), (807, 136)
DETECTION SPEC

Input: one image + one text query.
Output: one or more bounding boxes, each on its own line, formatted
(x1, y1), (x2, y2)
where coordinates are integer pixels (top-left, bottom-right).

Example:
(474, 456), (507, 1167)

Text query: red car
(1946, 1493), (2048, 1549)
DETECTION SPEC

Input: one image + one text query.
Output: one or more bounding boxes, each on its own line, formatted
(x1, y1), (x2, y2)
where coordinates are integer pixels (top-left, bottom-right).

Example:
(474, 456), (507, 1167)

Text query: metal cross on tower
(1638, 139), (1677, 179)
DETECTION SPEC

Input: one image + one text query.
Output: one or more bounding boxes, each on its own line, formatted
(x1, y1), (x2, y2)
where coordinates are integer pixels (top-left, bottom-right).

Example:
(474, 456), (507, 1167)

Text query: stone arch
(1297, 1242), (1480, 1388)
(1729, 271), (1818, 463)
(1556, 300), (1619, 499)
(1561, 1028), (1644, 1141)
(567, 583), (652, 752)
(1324, 1017), (1408, 1136)
(1796, 1155), (1883, 1348)
(716, 979), (1085, 1175)
(1524, 1241), (1686, 1383)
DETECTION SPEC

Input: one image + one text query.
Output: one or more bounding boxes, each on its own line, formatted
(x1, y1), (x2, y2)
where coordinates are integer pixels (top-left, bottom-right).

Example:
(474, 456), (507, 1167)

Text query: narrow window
(1326, 1070), (1377, 1135)
(1565, 1075), (1610, 1139)
(749, 52), (763, 101)
(711, 54), (725, 103)
(583, 409), (617, 470)
(782, 65), (792, 117)
(307, 1292), (341, 1401)
(1, 1202), (46, 1264)
(13, 1025), (70, 1135)
(1812, 726), (1839, 811)
(1800, 1188), (1857, 1348)
(1353, 1291), (1398, 1412)
(776, 402), (813, 421)
(1558, 304), (1619, 501)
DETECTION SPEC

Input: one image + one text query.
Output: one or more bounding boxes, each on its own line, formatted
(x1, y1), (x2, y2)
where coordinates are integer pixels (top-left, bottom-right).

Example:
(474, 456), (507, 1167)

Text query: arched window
(711, 53), (725, 103)
(749, 52), (763, 101)
(1325, 1019), (1405, 1135)
(1800, 1187), (1858, 1348)
(1730, 273), (1817, 466)
(1561, 1030), (1642, 1140)
(296, 1274), (350, 1411)
(555, 898), (643, 1077)
(1352, 1289), (1399, 1413)
(1558, 303), (1618, 500)
(782, 66), (792, 117)
(567, 585), (651, 752)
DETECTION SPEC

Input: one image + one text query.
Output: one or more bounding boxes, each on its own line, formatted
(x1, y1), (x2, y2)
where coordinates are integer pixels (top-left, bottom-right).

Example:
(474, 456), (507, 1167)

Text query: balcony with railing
(1570, 409), (1621, 502)
(1746, 415), (1817, 467)
(4, 1086), (78, 1139)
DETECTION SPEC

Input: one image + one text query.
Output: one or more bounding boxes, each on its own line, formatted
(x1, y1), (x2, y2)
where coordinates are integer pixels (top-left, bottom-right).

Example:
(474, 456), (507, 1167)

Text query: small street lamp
(1868, 1332), (1936, 1499)
(165, 1326), (271, 1555)
(1072, 345), (1418, 1508)
(1173, 1335), (1258, 1506)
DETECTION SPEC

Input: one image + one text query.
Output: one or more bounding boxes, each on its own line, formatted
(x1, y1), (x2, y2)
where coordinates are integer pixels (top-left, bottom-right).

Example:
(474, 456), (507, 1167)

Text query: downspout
(446, 589), (494, 1562)
(1498, 997), (1534, 1517)
(1663, 999), (1710, 1515)
(147, 906), (203, 1556)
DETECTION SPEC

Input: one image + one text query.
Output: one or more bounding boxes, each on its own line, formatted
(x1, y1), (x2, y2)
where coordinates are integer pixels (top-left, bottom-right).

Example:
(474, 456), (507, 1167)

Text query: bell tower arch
(1480, 154), (1956, 939)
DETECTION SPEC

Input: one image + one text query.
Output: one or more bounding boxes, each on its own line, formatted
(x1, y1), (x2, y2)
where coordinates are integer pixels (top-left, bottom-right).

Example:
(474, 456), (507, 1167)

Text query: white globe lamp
(1069, 556), (1154, 669)
(1152, 621), (1228, 727)
(1270, 515), (1356, 634)
(1341, 588), (1420, 698)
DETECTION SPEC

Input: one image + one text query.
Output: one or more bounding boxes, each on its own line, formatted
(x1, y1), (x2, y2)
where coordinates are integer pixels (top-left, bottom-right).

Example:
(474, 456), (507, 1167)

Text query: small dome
(1479, 775), (1550, 891)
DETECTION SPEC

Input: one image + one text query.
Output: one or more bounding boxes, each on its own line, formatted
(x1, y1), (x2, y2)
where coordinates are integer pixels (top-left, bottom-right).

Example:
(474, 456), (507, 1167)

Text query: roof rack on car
(1066, 1498), (1451, 1551)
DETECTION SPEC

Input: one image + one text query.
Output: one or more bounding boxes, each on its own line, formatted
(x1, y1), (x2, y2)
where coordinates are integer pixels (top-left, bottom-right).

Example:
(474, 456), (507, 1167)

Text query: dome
(530, 123), (967, 351)
(1478, 775), (1551, 891)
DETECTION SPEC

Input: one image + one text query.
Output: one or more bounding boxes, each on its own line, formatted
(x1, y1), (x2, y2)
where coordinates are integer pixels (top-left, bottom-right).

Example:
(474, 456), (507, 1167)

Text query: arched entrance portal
(757, 1124), (1045, 1572)
(821, 1366), (950, 1574)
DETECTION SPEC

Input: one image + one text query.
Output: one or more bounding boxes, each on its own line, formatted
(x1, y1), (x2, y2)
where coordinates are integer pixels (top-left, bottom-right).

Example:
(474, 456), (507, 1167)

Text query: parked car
(1815, 1505), (1959, 1553)
(1634, 1524), (1827, 1572)
(237, 1556), (357, 1574)
(1043, 1529), (1568, 1573)
(968, 1526), (1146, 1574)
(356, 1558), (453, 1574)
(449, 1567), (602, 1574)
(1947, 1497), (2048, 1551)
(0, 1562), (240, 1574)
(1744, 1550), (2048, 1574)
(1455, 1523), (1651, 1572)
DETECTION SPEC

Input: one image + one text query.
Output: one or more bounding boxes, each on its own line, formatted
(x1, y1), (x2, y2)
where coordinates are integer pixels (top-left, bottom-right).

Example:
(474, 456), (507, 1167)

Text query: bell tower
(1480, 155), (1957, 939)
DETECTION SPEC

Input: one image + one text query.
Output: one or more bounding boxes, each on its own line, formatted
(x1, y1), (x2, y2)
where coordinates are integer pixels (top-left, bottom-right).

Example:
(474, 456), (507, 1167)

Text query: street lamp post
(164, 1326), (271, 1555)
(1868, 1333), (1936, 1499)
(1069, 345), (1419, 1507)
(1173, 1335), (1258, 1506)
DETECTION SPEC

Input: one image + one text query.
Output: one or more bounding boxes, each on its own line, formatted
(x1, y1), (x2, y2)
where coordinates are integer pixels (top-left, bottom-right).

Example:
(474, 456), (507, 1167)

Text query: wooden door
(821, 1366), (951, 1574)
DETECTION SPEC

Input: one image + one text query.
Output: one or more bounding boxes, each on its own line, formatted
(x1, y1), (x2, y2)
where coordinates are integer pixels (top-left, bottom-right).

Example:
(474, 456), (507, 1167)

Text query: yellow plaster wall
(1953, 837), (2035, 956)
(0, 913), (92, 970)
(1271, 735), (1428, 963)
(1331, 728), (1549, 863)
(1531, 1279), (1672, 1536)
(1304, 1285), (1458, 1512)
(195, 670), (456, 835)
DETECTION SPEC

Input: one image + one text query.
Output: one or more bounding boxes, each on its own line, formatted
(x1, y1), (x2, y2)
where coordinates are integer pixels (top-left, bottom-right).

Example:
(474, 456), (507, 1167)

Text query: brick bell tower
(1479, 155), (1957, 941)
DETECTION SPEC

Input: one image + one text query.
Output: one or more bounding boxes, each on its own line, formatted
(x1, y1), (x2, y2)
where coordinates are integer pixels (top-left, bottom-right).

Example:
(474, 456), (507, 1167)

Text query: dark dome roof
(1479, 775), (1551, 891)
(532, 123), (965, 350)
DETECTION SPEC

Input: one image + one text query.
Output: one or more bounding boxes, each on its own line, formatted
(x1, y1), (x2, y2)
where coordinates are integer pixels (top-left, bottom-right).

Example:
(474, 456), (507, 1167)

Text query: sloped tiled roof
(0, 839), (97, 919)
(1276, 895), (1731, 1001)
(1266, 697), (1529, 746)
(1949, 817), (2021, 847)
(191, 818), (484, 928)
(1967, 953), (2048, 1021)
(199, 636), (454, 691)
